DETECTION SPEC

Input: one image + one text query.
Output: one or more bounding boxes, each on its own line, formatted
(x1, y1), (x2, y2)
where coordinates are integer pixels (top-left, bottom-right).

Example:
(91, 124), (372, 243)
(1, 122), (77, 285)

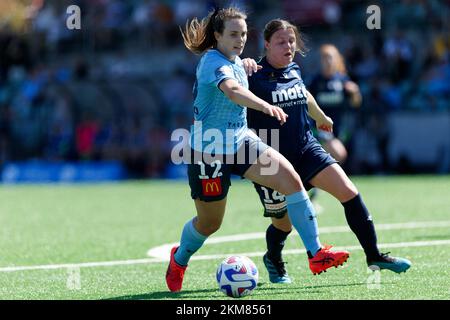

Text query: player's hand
(316, 115), (333, 132)
(242, 58), (262, 77)
(262, 104), (288, 125)
(344, 81), (359, 94)
(344, 81), (362, 108)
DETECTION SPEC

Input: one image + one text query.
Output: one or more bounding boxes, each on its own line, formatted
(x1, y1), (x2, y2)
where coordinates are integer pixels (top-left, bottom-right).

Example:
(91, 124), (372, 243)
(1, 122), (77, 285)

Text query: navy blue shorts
(188, 132), (269, 202)
(253, 139), (337, 218)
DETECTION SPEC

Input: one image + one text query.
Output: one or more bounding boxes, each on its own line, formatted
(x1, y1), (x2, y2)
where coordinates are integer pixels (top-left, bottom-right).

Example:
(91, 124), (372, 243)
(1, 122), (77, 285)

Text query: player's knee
(281, 171), (303, 194)
(262, 160), (302, 195)
(340, 183), (358, 202)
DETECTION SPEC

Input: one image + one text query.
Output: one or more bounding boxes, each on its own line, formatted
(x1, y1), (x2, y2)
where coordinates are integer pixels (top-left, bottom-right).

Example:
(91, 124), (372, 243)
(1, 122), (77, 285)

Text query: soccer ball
(216, 255), (259, 298)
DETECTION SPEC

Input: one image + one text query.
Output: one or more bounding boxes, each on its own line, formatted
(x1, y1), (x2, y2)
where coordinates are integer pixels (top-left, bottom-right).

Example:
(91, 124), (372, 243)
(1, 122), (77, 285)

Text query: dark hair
(263, 19), (307, 56)
(180, 7), (247, 55)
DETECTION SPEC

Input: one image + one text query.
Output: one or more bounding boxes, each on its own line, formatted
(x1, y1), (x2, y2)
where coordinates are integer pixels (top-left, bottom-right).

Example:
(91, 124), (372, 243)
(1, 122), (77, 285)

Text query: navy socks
(266, 224), (291, 262)
(342, 194), (380, 260)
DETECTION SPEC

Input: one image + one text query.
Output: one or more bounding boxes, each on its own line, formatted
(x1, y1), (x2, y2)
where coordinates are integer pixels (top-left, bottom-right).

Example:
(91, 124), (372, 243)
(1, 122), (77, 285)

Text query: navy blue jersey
(247, 57), (314, 157)
(308, 72), (351, 121)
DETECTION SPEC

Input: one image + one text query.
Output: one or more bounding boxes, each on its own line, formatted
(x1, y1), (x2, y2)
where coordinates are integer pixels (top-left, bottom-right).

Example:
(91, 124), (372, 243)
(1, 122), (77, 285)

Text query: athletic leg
(263, 216), (292, 283)
(167, 152), (231, 292)
(174, 198), (227, 266)
(166, 198), (227, 292)
(310, 163), (411, 273)
(245, 147), (349, 274)
(244, 147), (321, 256)
(252, 181), (293, 283)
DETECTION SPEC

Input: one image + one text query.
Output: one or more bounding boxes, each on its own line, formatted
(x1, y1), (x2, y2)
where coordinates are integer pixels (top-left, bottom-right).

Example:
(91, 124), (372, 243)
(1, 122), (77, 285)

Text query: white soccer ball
(216, 255), (259, 298)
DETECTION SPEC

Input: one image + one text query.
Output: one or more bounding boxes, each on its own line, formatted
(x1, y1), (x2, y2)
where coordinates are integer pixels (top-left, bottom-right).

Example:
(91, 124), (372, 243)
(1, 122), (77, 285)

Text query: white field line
(232, 239), (450, 261)
(147, 220), (450, 260)
(2, 239), (450, 273)
(0, 258), (165, 272)
(1, 221), (449, 273)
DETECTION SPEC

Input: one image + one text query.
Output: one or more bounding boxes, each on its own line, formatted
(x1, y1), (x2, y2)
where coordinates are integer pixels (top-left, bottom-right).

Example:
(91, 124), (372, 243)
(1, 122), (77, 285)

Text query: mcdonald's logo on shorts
(201, 177), (222, 196)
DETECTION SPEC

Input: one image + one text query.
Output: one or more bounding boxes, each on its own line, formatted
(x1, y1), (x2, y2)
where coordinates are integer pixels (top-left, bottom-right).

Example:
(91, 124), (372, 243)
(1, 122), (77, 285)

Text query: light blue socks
(174, 189), (321, 265)
(174, 217), (208, 266)
(285, 190), (321, 256)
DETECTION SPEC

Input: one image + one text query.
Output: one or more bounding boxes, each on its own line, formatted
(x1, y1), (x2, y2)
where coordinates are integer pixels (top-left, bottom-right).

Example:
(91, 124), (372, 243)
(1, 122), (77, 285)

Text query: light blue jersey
(190, 49), (249, 154)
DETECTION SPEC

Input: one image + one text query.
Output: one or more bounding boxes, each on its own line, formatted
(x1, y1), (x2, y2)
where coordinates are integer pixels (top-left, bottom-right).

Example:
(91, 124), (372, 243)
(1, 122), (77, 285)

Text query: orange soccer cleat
(165, 246), (187, 292)
(309, 245), (349, 275)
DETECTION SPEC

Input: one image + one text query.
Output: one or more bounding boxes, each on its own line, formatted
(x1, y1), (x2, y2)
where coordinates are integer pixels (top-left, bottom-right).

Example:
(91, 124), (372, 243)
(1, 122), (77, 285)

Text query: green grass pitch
(0, 175), (449, 300)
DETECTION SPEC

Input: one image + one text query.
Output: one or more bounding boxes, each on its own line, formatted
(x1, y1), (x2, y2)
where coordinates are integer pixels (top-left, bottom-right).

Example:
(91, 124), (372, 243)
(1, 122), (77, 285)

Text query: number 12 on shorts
(198, 160), (223, 179)
(198, 161), (223, 196)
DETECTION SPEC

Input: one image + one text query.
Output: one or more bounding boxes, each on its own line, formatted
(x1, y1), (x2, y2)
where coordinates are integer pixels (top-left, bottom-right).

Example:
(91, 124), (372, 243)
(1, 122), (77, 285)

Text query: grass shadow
(105, 281), (387, 300)
(251, 281), (369, 296)
(104, 288), (220, 300)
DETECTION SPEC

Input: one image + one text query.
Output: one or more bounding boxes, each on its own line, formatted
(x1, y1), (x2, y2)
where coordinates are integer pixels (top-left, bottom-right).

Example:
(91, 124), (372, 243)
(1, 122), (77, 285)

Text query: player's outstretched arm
(219, 78), (288, 125)
(306, 90), (333, 132)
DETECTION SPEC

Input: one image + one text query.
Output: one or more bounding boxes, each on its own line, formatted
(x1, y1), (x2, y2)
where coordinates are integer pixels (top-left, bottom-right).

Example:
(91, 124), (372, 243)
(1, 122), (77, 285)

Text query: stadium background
(1, 0), (450, 302)
(0, 0), (448, 182)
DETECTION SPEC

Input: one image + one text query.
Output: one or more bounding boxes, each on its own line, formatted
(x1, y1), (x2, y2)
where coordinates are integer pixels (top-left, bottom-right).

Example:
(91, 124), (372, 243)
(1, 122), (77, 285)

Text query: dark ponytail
(180, 7), (247, 55)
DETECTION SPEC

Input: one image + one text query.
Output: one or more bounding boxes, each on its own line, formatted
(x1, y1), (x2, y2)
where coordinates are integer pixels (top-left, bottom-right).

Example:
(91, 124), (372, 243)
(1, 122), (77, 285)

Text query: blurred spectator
(0, 0), (448, 177)
(75, 112), (99, 160)
(382, 30), (414, 83)
(45, 92), (74, 160)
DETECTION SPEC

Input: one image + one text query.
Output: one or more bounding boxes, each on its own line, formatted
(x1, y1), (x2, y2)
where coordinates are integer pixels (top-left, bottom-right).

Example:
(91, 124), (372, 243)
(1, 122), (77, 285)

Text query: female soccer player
(245, 19), (411, 284)
(308, 44), (362, 164)
(165, 8), (349, 292)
